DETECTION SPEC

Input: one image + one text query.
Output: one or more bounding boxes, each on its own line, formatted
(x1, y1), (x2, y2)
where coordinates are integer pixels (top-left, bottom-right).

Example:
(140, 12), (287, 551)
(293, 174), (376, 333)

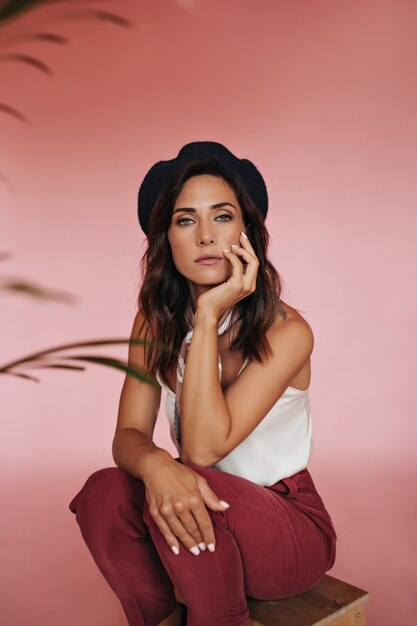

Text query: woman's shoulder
(268, 300), (314, 350)
(132, 308), (176, 392)
(132, 308), (153, 340)
(127, 309), (155, 373)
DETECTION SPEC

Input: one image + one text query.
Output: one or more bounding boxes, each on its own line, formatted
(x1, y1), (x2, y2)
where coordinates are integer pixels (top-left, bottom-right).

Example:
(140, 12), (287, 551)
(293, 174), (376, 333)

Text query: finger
(196, 479), (231, 551)
(240, 231), (256, 252)
(188, 500), (217, 551)
(229, 245), (258, 289)
(163, 510), (204, 555)
(232, 231), (257, 256)
(223, 243), (250, 267)
(230, 243), (256, 265)
(173, 498), (205, 546)
(222, 248), (244, 284)
(159, 497), (205, 553)
(149, 507), (182, 555)
(223, 248), (255, 297)
(238, 233), (259, 271)
(197, 478), (230, 513)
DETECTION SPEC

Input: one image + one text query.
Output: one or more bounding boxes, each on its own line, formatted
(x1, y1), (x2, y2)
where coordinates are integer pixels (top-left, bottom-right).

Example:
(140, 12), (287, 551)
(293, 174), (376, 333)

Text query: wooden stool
(247, 575), (369, 626)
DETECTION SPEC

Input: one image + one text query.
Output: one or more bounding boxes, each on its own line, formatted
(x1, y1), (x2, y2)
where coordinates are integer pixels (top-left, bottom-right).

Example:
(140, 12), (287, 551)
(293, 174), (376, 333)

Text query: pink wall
(1, 1), (416, 624)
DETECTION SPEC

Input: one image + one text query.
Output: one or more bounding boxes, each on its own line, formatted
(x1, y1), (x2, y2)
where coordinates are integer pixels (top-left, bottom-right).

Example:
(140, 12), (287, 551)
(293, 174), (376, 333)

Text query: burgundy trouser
(69, 462), (336, 626)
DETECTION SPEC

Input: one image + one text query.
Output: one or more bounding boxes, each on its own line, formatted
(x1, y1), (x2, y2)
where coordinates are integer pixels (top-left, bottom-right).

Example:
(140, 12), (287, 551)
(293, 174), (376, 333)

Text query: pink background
(1, 1), (416, 624)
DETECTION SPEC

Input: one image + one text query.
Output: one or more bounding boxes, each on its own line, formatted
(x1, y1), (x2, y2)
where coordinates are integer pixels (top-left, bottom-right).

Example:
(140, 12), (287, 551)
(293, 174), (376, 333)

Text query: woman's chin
(186, 269), (230, 287)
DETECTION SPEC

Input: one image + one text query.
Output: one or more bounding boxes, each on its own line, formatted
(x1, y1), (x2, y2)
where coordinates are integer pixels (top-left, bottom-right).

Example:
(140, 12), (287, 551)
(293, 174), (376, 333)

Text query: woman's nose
(197, 222), (216, 244)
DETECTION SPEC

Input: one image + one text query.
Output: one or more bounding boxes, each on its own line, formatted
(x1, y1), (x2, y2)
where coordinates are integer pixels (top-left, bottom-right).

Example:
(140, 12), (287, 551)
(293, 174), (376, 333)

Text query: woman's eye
(216, 213), (232, 222)
(176, 214), (231, 226)
(176, 217), (195, 225)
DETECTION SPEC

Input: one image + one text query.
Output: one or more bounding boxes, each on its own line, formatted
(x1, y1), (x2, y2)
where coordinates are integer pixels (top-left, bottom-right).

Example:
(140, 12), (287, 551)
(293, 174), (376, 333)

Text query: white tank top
(155, 358), (312, 487)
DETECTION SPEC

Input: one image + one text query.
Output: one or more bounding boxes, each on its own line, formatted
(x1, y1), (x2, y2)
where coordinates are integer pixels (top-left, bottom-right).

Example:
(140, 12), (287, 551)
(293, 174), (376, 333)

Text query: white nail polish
(190, 546), (200, 556)
(222, 248), (229, 253)
(198, 542), (206, 551)
(220, 500), (230, 509)
(207, 543), (216, 552)
(171, 546), (179, 555)
(231, 244), (239, 248)
(241, 231), (248, 239)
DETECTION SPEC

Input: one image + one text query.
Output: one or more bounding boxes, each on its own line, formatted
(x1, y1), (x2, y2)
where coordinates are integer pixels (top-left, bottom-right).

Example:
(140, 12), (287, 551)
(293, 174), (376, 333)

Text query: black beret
(137, 141), (268, 235)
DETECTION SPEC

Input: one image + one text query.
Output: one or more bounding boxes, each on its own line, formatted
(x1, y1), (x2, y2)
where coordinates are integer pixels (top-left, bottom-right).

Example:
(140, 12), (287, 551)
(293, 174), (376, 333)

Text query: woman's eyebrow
(172, 202), (237, 215)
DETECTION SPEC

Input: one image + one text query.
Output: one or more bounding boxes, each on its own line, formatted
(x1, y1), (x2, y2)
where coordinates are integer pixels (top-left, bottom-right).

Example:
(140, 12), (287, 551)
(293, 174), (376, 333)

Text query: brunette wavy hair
(138, 158), (282, 388)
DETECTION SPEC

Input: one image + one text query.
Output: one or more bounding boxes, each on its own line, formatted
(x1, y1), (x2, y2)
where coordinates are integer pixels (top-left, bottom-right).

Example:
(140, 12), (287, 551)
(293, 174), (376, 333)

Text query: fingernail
(222, 248), (230, 253)
(220, 500), (230, 509)
(198, 542), (206, 551)
(241, 231), (248, 239)
(190, 546), (200, 556)
(171, 546), (179, 555)
(231, 243), (239, 248)
(207, 543), (216, 552)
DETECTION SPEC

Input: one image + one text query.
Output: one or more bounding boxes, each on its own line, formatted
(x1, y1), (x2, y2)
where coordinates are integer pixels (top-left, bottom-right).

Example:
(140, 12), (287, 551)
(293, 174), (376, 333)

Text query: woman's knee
(69, 467), (142, 516)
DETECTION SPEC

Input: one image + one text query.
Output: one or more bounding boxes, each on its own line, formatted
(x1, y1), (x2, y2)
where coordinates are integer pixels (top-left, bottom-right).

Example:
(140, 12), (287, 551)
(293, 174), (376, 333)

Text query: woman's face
(167, 174), (246, 304)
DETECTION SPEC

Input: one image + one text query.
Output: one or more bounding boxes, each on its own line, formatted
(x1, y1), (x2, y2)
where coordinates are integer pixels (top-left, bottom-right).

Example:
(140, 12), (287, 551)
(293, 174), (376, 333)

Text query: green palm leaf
(0, 52), (53, 74)
(10, 354), (157, 385)
(7, 371), (40, 382)
(0, 278), (78, 303)
(64, 355), (157, 385)
(0, 103), (29, 122)
(6, 32), (69, 44)
(0, 338), (175, 382)
(0, 0), (133, 124)
(0, 1), (132, 26)
(36, 363), (86, 371)
(0, 0), (44, 23)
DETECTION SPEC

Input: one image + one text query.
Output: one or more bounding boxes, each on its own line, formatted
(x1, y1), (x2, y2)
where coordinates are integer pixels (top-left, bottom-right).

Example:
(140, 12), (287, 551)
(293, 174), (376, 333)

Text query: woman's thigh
(184, 462), (333, 599)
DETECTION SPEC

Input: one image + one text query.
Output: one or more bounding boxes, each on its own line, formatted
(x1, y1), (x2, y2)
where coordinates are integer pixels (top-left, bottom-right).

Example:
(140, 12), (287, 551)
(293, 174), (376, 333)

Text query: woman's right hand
(142, 455), (229, 555)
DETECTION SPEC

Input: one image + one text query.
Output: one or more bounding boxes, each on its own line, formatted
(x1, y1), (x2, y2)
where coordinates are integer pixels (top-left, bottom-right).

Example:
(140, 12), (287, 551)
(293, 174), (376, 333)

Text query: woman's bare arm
(180, 313), (313, 467)
(112, 309), (173, 479)
(179, 233), (314, 467)
(112, 309), (229, 555)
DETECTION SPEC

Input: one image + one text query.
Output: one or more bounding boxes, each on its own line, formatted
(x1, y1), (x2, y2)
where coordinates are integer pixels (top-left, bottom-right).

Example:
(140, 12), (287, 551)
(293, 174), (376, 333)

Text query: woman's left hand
(196, 231), (259, 319)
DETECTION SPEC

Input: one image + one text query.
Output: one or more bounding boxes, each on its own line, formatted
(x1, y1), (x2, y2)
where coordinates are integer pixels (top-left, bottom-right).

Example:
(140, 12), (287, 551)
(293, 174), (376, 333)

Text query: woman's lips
(195, 257), (223, 265)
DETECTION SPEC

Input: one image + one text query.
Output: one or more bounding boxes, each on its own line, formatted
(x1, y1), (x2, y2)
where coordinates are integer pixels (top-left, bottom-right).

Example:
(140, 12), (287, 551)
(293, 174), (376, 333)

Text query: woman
(70, 141), (336, 626)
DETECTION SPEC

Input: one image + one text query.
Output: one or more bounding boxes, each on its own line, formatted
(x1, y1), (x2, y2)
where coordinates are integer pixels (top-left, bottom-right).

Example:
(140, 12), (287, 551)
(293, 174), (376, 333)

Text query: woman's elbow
(180, 445), (220, 467)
